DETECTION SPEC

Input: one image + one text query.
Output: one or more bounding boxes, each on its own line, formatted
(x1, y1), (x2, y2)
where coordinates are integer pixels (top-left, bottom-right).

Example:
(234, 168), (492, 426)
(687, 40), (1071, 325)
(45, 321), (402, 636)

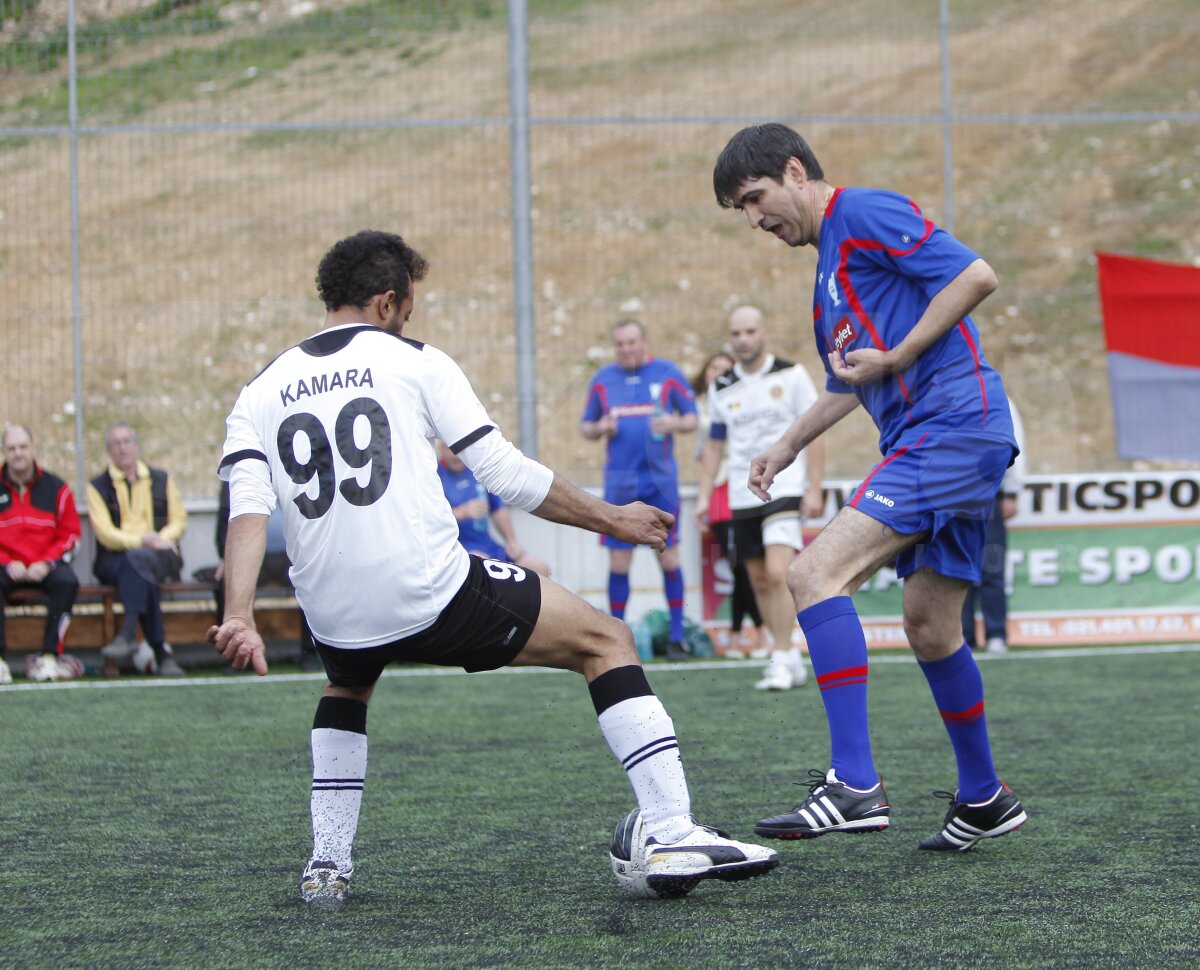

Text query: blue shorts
(847, 428), (1015, 584)
(602, 473), (680, 550)
(461, 533), (508, 561)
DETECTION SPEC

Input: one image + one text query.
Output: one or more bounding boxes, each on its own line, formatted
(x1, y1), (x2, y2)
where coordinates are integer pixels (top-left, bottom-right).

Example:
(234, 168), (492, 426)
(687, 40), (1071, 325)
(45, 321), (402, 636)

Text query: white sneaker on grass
(755, 652), (803, 691)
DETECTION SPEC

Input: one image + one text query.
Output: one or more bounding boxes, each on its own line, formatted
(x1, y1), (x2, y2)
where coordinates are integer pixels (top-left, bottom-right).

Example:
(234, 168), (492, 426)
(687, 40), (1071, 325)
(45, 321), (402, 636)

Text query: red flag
(1097, 252), (1200, 462)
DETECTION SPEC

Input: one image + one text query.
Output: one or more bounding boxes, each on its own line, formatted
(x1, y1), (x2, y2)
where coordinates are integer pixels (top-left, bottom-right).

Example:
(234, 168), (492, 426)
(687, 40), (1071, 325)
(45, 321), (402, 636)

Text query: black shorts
(314, 555), (543, 688)
(729, 496), (802, 563)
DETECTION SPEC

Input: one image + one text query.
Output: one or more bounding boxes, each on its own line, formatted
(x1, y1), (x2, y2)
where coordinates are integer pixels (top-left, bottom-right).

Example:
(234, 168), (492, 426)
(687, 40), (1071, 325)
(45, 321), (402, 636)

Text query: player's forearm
(531, 474), (617, 535)
(805, 434), (826, 490)
(580, 420), (604, 441)
(783, 391), (858, 453)
(698, 439), (724, 496)
(222, 513), (268, 622)
(889, 258), (998, 371)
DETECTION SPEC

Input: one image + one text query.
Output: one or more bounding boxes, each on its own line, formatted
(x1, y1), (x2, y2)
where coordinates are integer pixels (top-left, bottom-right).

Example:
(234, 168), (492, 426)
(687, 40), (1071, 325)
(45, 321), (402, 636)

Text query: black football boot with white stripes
(755, 768), (890, 840)
(918, 783), (1027, 852)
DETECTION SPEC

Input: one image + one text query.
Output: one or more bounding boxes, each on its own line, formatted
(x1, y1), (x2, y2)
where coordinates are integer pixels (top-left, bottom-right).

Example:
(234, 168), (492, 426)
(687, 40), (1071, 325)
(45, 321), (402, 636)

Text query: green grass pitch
(3, 646), (1197, 969)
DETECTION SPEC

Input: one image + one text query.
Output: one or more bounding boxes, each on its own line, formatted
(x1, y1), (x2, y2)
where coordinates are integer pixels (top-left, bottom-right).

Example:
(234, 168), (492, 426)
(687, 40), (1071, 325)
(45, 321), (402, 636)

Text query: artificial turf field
(3, 645), (1197, 970)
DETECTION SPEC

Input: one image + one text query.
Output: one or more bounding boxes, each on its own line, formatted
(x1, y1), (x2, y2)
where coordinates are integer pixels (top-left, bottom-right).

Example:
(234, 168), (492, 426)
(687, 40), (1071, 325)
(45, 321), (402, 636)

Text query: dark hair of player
(713, 123), (825, 209)
(315, 230), (430, 311)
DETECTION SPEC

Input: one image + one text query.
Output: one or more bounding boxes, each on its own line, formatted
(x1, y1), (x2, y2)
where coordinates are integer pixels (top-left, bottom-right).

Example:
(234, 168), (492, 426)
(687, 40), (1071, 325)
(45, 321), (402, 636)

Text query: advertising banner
(701, 470), (1200, 650)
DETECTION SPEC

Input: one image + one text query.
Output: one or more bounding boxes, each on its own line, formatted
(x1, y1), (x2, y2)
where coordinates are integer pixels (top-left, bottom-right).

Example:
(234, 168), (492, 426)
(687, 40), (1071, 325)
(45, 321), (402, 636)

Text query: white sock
(310, 727), (367, 873)
(598, 695), (692, 843)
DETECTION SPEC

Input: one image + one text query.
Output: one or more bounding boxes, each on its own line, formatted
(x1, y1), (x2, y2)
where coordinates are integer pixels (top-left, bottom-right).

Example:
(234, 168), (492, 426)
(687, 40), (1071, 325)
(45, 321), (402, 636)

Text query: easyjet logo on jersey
(832, 317), (857, 352)
(864, 488), (895, 508)
(610, 404), (656, 418)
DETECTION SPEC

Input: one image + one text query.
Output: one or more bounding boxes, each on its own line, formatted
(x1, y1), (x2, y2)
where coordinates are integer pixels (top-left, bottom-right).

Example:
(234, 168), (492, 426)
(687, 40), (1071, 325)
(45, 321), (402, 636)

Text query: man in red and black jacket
(0, 425), (81, 683)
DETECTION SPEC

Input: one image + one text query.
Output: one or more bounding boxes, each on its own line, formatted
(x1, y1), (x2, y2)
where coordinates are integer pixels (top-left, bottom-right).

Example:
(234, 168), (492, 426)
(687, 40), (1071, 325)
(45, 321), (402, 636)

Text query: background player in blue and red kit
(581, 319), (697, 660)
(714, 123), (1027, 852)
(436, 440), (551, 577)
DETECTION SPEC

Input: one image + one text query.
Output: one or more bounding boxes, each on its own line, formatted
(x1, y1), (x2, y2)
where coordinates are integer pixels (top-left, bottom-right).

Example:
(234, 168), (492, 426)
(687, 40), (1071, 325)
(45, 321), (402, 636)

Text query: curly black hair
(713, 123), (824, 209)
(315, 230), (430, 310)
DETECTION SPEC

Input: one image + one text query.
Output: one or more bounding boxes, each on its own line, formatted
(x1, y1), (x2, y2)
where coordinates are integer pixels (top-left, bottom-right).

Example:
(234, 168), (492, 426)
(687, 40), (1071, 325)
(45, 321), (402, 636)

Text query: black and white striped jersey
(219, 323), (540, 649)
(708, 355), (820, 511)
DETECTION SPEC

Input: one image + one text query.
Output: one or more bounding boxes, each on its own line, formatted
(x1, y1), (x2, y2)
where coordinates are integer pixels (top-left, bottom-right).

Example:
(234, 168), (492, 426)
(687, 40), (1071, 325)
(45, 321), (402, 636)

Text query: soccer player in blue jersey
(436, 440), (551, 577)
(581, 320), (698, 661)
(713, 123), (1027, 852)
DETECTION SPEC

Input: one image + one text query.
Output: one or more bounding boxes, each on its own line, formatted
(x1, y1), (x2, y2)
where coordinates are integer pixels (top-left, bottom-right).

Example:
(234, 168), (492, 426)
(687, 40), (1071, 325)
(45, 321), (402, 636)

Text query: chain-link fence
(3, 0), (1198, 501)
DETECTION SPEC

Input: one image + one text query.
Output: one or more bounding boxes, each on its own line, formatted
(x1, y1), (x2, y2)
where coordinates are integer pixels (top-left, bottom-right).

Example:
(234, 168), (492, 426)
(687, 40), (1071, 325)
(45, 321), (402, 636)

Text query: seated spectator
(436, 441), (551, 577)
(214, 480), (320, 672)
(0, 424), (82, 683)
(86, 422), (187, 677)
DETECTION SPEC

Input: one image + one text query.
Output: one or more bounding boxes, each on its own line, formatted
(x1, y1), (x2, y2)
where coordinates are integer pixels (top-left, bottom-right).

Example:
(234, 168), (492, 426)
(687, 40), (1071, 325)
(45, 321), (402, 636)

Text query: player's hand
(26, 561), (50, 582)
(599, 414), (618, 438)
(207, 616), (269, 675)
(6, 561), (28, 582)
(649, 413), (674, 436)
(612, 502), (674, 552)
(828, 348), (897, 385)
(801, 485), (826, 520)
(694, 492), (710, 530)
(749, 440), (800, 502)
(458, 498), (489, 520)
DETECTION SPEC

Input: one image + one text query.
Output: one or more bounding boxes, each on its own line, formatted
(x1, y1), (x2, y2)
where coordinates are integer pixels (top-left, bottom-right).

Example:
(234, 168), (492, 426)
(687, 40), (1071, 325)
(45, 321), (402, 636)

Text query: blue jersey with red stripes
(581, 357), (696, 490)
(814, 187), (1015, 455)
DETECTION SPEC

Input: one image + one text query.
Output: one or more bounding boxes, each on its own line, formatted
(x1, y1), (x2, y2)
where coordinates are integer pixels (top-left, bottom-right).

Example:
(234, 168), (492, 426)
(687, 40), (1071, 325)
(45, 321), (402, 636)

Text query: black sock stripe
(312, 784), (364, 791)
(624, 741), (679, 772)
(313, 695), (368, 734)
(621, 735), (678, 767)
(588, 664), (654, 716)
(312, 777), (365, 784)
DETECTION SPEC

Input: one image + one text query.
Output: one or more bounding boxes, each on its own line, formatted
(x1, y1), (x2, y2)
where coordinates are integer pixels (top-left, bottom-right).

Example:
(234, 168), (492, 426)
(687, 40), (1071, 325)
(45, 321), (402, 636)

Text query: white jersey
(708, 355), (819, 512)
(219, 323), (551, 649)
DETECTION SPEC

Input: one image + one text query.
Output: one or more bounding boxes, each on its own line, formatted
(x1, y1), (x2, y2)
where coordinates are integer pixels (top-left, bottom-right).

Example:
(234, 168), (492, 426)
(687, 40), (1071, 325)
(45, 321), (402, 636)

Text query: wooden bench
(3, 581), (302, 652)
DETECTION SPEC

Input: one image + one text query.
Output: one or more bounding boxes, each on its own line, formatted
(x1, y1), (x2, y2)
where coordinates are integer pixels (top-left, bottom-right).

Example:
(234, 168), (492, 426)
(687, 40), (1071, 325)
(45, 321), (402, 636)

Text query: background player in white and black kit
(696, 306), (825, 691)
(210, 230), (778, 905)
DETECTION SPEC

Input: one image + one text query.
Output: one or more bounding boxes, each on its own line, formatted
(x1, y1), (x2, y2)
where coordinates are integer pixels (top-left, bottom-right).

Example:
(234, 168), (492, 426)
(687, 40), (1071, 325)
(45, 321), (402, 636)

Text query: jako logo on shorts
(865, 488), (895, 508)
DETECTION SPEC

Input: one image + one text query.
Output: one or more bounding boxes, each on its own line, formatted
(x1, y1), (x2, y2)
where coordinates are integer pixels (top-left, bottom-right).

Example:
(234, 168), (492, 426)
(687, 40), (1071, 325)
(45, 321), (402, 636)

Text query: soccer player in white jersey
(696, 306), (825, 691)
(210, 230), (779, 904)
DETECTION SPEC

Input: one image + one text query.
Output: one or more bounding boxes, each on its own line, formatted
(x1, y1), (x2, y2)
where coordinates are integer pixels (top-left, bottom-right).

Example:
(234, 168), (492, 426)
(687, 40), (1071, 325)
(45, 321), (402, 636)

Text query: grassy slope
(1, 0), (1198, 492)
(3, 649), (1198, 968)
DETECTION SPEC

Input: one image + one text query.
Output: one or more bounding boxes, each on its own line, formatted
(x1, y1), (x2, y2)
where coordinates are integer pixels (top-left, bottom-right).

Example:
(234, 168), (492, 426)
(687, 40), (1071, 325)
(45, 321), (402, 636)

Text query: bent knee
(787, 556), (829, 609)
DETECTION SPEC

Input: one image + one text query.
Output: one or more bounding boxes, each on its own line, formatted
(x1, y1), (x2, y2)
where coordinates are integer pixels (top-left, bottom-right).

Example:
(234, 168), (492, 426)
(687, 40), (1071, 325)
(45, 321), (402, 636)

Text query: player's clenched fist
(208, 617), (270, 675)
(748, 439), (800, 502)
(611, 501), (675, 551)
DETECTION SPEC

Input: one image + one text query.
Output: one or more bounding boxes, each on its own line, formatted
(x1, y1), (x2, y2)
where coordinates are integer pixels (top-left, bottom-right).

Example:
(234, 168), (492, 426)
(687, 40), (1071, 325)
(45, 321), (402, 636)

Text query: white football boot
(611, 810), (779, 899)
(29, 653), (61, 683)
(300, 860), (352, 906)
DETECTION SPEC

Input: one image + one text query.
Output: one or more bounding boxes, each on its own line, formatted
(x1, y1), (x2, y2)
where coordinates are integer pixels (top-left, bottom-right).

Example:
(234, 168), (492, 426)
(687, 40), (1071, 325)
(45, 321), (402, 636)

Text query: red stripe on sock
(820, 676), (868, 692)
(816, 665), (868, 685)
(940, 700), (985, 723)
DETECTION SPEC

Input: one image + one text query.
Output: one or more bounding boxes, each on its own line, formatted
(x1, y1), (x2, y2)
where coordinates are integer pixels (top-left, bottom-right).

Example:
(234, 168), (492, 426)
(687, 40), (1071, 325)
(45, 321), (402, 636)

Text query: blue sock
(663, 568), (685, 641)
(608, 571), (629, 620)
(918, 644), (1000, 803)
(797, 596), (877, 789)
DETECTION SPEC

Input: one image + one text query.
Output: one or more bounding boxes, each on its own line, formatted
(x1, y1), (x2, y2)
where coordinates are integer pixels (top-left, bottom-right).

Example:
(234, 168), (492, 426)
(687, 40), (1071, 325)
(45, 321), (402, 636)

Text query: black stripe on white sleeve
(449, 426), (495, 454)
(218, 449), (269, 473)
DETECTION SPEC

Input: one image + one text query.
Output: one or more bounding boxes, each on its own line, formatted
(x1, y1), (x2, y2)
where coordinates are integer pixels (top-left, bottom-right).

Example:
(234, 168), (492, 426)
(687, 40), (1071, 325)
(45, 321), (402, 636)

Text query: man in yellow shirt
(86, 422), (188, 676)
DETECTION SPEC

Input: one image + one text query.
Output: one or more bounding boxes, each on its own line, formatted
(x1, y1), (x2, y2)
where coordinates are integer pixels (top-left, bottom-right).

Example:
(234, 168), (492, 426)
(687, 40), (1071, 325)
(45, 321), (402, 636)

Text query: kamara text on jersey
(280, 368), (374, 407)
